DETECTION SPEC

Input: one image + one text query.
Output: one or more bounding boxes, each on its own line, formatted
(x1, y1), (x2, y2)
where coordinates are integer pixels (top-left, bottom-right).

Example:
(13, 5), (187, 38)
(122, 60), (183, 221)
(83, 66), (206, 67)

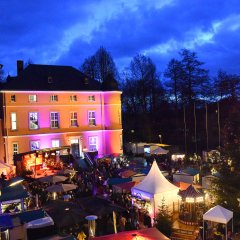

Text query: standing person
(119, 215), (126, 232)
(143, 212), (152, 228)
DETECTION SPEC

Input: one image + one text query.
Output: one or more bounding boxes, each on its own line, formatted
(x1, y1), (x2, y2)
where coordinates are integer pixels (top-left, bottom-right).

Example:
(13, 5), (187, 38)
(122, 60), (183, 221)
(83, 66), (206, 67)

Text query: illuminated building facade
(0, 61), (123, 166)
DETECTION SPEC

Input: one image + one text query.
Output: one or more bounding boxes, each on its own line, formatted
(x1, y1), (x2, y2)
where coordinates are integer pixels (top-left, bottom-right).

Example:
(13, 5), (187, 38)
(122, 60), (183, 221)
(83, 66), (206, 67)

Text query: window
(30, 141), (40, 150)
(50, 112), (59, 128)
(70, 112), (78, 127)
(50, 95), (58, 102)
(120, 134), (123, 150)
(89, 136), (98, 152)
(11, 95), (16, 102)
(70, 95), (77, 102)
(29, 112), (39, 129)
(11, 112), (17, 130)
(52, 139), (60, 148)
(88, 95), (95, 102)
(88, 111), (96, 126)
(13, 143), (18, 155)
(48, 76), (53, 83)
(29, 95), (37, 102)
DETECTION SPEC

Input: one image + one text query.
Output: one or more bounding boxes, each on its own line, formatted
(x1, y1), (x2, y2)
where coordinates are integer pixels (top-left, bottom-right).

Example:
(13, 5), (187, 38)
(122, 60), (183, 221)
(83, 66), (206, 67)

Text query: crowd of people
(7, 156), (154, 238)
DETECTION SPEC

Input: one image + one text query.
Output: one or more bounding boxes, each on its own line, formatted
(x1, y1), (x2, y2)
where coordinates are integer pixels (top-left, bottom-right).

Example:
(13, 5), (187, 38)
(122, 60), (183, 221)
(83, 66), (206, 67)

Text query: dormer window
(84, 77), (88, 85)
(11, 95), (16, 102)
(88, 95), (95, 102)
(70, 95), (77, 102)
(48, 76), (53, 83)
(50, 95), (58, 102)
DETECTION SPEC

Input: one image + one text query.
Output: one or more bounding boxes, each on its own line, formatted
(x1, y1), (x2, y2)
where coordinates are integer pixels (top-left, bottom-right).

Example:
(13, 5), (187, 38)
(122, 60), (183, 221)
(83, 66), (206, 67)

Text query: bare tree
(81, 46), (118, 84)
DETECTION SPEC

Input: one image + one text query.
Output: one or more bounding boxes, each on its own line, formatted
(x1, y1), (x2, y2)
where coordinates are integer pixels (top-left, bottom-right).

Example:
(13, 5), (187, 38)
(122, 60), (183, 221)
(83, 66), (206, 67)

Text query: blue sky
(1, 0), (240, 78)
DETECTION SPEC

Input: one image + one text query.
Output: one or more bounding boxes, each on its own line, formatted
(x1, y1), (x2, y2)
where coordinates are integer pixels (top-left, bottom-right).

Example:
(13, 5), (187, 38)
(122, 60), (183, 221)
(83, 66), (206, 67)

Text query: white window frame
(50, 112), (59, 128)
(70, 112), (78, 127)
(52, 139), (60, 148)
(88, 111), (96, 126)
(13, 143), (18, 155)
(88, 95), (95, 102)
(29, 95), (37, 102)
(10, 112), (17, 130)
(11, 95), (16, 102)
(30, 141), (40, 151)
(70, 95), (77, 102)
(50, 95), (58, 102)
(88, 136), (98, 152)
(29, 112), (39, 129)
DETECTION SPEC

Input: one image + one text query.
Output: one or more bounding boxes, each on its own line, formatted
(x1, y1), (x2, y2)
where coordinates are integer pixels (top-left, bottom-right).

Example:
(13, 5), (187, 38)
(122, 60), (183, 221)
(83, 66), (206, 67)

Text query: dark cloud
(1, 0), (240, 77)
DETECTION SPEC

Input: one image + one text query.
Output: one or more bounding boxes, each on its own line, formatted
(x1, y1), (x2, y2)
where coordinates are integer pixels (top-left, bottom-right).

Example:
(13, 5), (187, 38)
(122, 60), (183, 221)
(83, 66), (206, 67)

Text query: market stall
(178, 184), (205, 225)
(203, 205), (233, 240)
(131, 160), (179, 220)
(14, 146), (70, 177)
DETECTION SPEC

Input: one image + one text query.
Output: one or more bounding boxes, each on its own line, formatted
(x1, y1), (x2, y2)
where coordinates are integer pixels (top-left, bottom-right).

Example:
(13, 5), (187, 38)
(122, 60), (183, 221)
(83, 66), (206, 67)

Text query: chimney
(17, 60), (24, 76)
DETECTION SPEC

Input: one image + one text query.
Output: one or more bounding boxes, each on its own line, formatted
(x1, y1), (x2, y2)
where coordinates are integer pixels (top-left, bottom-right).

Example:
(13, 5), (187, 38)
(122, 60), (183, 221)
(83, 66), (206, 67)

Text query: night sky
(1, 0), (240, 78)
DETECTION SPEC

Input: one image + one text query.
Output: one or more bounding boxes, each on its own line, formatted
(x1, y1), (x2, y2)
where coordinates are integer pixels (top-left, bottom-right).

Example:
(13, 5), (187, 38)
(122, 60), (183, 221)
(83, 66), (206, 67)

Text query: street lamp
(158, 134), (162, 144)
(131, 129), (135, 142)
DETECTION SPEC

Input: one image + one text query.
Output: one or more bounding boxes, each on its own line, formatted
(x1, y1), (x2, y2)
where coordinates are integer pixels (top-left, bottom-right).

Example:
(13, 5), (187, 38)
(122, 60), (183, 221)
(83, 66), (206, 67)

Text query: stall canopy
(46, 183), (77, 193)
(91, 227), (170, 240)
(107, 177), (132, 186)
(132, 160), (179, 217)
(25, 216), (54, 229)
(203, 205), (233, 224)
(151, 147), (169, 155)
(38, 175), (68, 184)
(0, 184), (29, 202)
(132, 160), (178, 195)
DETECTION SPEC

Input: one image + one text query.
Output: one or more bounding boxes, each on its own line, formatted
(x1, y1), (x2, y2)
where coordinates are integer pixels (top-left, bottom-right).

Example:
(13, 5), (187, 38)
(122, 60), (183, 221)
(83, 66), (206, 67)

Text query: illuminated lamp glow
(196, 197), (204, 202)
(53, 192), (57, 200)
(186, 197), (195, 203)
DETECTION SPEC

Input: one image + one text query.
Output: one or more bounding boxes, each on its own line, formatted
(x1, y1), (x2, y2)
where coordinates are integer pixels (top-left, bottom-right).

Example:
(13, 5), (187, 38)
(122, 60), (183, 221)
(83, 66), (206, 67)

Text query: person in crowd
(143, 211), (152, 228)
(119, 214), (127, 232)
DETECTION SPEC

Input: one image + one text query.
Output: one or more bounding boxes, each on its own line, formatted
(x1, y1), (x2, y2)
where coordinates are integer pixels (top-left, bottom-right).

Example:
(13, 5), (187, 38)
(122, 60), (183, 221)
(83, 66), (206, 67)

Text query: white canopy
(203, 205), (233, 224)
(25, 217), (54, 229)
(151, 147), (169, 155)
(132, 160), (178, 195)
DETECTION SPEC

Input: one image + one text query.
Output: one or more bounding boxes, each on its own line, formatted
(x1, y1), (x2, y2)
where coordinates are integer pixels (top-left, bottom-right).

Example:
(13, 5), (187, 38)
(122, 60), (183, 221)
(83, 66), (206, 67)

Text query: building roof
(132, 160), (179, 195)
(4, 64), (102, 91)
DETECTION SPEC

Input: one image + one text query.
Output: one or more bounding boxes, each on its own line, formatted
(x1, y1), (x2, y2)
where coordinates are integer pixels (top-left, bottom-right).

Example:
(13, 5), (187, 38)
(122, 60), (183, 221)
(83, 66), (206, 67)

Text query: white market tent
(131, 160), (179, 219)
(203, 205), (233, 240)
(151, 147), (169, 155)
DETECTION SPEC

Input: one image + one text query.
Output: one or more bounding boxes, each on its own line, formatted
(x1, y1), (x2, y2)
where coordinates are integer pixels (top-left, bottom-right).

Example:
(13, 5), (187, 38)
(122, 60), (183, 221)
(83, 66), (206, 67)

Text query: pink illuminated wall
(2, 90), (123, 165)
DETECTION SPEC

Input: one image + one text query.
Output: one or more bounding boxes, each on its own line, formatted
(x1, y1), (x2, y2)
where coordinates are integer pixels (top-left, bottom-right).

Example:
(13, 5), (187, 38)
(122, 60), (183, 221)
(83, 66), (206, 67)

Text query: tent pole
(203, 220), (204, 240)
(226, 224), (227, 240)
